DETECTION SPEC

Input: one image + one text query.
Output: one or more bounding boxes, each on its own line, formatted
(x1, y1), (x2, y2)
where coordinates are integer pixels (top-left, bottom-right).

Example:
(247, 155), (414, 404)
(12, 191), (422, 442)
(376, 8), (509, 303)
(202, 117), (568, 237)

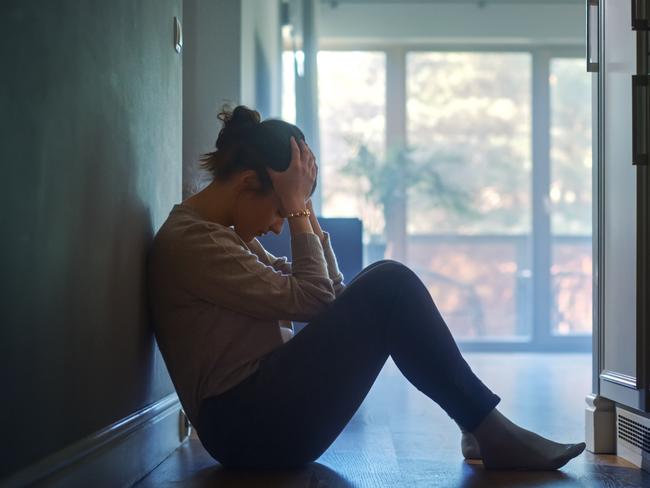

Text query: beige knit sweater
(147, 204), (346, 426)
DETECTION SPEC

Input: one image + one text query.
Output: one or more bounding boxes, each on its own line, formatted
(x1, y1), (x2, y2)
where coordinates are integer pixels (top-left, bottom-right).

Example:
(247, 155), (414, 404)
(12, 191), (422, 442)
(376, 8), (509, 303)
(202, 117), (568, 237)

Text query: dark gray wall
(241, 0), (282, 119)
(182, 0), (243, 198)
(1, 0), (181, 477)
(182, 0), (282, 199)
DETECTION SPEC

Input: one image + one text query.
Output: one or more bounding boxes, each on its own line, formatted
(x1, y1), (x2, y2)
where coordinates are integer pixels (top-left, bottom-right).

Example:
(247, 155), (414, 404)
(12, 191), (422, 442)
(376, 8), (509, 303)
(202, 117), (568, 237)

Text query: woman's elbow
(307, 288), (337, 315)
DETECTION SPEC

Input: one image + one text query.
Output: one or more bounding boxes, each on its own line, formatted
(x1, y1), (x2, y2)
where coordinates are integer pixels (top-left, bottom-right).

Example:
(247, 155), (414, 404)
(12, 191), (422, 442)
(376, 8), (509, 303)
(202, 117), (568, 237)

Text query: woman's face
(232, 180), (286, 243)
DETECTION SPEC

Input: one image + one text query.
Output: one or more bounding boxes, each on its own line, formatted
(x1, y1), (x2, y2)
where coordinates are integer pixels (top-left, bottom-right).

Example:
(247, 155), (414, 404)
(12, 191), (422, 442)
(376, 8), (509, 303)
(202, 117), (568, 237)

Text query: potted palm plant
(340, 142), (476, 263)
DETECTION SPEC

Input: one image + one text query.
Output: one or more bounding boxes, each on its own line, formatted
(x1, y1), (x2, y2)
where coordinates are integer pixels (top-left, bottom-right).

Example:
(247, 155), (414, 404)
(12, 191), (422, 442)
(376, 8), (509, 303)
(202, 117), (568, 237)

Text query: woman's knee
(345, 260), (419, 304)
(362, 259), (417, 283)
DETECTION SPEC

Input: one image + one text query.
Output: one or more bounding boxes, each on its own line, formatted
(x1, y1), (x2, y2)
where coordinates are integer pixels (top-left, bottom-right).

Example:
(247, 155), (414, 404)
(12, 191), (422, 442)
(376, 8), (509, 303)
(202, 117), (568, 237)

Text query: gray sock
(472, 408), (586, 470)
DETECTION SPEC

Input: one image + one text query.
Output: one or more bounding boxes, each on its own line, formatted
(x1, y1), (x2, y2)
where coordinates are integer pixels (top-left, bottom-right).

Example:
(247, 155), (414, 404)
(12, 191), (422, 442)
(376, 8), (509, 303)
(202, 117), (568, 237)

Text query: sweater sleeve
(317, 231), (347, 297)
(175, 228), (336, 322)
(252, 231), (346, 298)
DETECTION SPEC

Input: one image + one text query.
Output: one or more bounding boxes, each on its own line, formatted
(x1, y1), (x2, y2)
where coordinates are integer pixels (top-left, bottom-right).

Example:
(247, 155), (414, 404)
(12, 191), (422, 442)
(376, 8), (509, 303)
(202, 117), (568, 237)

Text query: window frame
(314, 42), (590, 352)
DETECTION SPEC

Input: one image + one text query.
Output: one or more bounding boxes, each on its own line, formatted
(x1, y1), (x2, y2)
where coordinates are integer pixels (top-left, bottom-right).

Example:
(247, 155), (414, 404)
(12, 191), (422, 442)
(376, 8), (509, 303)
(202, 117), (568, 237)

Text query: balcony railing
(364, 233), (592, 352)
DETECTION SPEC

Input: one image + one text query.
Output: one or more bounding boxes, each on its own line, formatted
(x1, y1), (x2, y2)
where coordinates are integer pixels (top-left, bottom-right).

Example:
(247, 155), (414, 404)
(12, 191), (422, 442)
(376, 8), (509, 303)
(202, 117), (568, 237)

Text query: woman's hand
(306, 198), (325, 241)
(268, 137), (317, 211)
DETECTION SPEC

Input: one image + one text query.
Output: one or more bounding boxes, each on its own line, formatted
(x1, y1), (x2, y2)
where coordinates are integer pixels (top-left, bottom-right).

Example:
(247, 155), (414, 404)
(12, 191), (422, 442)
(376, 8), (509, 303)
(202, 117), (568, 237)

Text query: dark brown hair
(200, 105), (317, 197)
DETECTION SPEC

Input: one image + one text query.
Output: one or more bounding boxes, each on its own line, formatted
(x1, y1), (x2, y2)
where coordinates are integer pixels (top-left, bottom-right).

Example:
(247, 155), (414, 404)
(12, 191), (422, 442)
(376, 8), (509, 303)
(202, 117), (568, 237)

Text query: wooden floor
(135, 353), (650, 487)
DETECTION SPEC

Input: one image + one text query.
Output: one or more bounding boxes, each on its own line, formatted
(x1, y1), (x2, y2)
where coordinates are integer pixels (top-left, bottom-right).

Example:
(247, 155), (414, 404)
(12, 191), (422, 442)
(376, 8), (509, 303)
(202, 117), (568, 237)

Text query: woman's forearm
(309, 214), (325, 240)
(306, 199), (325, 241)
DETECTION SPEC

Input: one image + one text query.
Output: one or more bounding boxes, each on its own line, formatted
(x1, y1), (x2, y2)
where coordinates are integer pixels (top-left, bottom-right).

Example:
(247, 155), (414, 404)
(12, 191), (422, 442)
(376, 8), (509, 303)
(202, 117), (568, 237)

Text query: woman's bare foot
(461, 432), (482, 459)
(471, 408), (586, 470)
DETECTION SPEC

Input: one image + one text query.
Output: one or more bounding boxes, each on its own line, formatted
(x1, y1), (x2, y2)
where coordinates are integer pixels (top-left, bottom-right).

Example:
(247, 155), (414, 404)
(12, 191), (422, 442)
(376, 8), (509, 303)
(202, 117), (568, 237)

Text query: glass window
(549, 58), (593, 335)
(283, 48), (592, 344)
(317, 51), (387, 235)
(407, 52), (532, 339)
(282, 51), (297, 124)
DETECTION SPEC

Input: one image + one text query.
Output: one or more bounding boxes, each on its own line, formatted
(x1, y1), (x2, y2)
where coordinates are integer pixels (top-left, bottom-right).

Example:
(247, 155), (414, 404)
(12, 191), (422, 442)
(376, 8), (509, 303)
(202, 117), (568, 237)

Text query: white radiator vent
(616, 406), (650, 471)
(618, 412), (650, 452)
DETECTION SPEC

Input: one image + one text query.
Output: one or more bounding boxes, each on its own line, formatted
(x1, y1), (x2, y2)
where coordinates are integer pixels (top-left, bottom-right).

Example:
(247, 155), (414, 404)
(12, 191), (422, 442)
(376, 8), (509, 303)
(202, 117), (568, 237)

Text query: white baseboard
(2, 393), (186, 488)
(585, 393), (616, 454)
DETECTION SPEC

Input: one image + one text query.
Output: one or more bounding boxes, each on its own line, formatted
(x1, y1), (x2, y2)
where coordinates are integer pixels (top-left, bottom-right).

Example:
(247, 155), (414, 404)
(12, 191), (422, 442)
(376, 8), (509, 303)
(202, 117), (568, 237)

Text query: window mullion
(385, 47), (408, 261)
(531, 49), (553, 345)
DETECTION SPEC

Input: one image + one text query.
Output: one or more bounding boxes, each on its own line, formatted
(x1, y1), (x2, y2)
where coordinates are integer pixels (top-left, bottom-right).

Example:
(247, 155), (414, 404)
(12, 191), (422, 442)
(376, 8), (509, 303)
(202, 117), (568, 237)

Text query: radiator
(616, 405), (650, 472)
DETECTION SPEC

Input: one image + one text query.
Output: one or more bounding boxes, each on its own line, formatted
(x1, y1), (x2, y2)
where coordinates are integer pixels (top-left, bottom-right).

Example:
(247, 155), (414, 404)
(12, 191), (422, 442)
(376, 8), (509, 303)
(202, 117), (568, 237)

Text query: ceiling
(322, 0), (581, 4)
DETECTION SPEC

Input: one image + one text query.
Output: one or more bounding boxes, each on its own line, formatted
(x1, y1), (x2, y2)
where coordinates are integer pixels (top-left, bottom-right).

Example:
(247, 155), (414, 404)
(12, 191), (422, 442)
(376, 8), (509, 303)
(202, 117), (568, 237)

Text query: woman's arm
(306, 199), (346, 296)
(248, 199), (346, 296)
(172, 226), (335, 322)
(306, 199), (325, 241)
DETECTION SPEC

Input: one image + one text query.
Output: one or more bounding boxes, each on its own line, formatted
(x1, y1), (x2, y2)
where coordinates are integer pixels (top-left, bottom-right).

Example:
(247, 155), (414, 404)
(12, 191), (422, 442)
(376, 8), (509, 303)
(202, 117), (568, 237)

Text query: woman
(147, 105), (586, 471)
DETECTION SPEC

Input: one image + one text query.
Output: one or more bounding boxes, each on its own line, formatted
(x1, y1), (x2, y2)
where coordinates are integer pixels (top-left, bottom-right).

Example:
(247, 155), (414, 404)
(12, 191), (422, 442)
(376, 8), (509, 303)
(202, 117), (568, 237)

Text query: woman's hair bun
(200, 104), (315, 197)
(216, 105), (261, 149)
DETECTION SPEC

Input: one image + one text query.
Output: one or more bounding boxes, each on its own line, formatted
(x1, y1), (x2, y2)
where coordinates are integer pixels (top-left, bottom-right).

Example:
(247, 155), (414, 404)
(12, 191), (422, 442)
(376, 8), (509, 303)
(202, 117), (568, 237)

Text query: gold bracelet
(287, 209), (311, 219)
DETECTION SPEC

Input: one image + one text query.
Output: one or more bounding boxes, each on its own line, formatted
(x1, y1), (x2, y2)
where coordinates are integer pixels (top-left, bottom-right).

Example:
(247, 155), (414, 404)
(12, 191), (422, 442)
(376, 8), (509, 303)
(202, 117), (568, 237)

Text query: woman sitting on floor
(147, 105), (586, 471)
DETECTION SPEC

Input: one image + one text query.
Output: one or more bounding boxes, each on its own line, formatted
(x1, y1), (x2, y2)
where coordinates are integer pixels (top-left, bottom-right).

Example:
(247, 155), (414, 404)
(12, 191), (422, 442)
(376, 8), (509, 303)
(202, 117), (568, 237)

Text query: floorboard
(135, 353), (650, 487)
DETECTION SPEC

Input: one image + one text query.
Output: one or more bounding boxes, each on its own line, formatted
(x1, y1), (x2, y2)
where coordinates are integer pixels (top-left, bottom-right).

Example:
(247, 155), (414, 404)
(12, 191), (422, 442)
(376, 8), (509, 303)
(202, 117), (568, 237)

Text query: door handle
(633, 75), (650, 165)
(632, 0), (650, 30)
(587, 0), (599, 72)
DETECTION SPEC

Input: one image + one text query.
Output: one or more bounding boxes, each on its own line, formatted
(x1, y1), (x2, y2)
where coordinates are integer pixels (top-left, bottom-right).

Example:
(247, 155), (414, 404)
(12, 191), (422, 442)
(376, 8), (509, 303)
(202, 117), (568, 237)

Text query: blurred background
(1, 1), (602, 483)
(279, 0), (592, 351)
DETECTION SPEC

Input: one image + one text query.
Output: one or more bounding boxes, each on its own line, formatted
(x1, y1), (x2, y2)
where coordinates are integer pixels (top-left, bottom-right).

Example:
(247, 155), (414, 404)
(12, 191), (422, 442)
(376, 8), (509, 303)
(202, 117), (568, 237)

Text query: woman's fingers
(298, 139), (307, 163)
(305, 141), (315, 160)
(299, 139), (311, 160)
(296, 139), (316, 191)
(301, 142), (317, 186)
(299, 139), (316, 168)
(290, 136), (301, 165)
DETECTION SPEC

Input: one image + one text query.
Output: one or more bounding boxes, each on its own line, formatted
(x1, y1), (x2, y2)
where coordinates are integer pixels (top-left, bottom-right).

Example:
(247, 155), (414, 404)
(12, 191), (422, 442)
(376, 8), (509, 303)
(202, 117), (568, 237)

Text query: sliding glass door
(406, 52), (532, 341)
(549, 58), (593, 337)
(282, 47), (592, 351)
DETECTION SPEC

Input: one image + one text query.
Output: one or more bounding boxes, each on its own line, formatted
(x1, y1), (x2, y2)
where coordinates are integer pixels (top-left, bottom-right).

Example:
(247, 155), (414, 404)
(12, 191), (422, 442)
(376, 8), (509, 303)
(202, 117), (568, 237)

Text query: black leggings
(196, 260), (501, 469)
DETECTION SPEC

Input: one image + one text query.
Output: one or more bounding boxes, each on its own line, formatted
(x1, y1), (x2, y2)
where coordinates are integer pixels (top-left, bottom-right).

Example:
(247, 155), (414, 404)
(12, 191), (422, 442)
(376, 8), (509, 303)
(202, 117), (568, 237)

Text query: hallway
(136, 353), (647, 487)
(4, 1), (650, 485)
